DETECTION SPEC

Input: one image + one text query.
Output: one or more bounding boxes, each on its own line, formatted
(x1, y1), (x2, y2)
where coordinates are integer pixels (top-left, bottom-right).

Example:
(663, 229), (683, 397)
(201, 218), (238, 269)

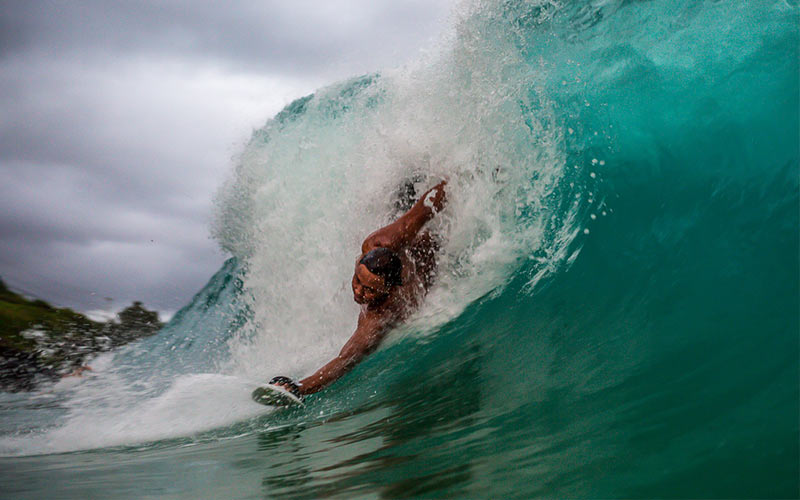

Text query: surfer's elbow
(339, 340), (364, 361)
(335, 349), (361, 371)
(338, 336), (377, 367)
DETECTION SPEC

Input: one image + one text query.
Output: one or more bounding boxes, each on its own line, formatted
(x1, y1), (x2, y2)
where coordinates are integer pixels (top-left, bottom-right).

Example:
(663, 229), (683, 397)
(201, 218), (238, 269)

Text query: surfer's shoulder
(361, 231), (393, 254)
(361, 299), (402, 326)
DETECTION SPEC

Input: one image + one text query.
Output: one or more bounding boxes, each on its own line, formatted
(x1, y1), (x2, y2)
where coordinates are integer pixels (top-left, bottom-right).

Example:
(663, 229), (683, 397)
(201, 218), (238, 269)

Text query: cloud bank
(0, 0), (453, 313)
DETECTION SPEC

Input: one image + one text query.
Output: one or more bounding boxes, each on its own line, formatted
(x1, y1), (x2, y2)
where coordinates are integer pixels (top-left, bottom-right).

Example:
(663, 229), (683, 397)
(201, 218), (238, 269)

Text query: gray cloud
(1, 1), (451, 76)
(0, 1), (453, 313)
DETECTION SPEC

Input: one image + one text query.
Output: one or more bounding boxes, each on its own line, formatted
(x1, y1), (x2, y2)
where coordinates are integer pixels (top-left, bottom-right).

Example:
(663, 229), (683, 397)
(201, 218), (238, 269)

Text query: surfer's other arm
(296, 314), (389, 395)
(361, 180), (447, 254)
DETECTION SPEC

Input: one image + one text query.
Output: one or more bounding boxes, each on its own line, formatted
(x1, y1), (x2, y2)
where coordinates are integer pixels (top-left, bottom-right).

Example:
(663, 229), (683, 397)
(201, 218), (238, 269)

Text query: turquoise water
(1, 0), (798, 497)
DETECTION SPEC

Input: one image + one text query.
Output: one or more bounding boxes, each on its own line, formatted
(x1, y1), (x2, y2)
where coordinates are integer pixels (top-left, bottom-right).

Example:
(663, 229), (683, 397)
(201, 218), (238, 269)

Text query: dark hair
(360, 248), (403, 287)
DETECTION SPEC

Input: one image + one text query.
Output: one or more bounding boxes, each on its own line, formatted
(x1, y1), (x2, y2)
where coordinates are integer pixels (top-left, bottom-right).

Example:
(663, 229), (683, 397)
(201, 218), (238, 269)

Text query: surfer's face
(352, 263), (390, 305)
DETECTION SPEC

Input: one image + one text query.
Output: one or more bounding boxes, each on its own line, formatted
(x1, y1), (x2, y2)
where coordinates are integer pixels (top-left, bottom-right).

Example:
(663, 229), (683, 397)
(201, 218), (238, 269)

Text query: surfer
(271, 180), (447, 398)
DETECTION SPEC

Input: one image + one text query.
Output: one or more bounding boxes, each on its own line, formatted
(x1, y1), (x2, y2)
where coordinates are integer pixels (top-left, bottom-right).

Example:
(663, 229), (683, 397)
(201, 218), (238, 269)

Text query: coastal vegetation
(0, 277), (164, 391)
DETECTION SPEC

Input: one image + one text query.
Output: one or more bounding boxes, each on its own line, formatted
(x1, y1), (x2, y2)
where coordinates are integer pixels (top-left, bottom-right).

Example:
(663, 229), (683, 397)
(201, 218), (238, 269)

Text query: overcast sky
(0, 0), (454, 317)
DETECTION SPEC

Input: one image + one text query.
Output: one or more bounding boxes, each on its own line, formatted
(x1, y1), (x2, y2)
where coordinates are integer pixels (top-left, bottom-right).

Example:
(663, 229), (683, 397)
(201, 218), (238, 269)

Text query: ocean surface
(1, 0), (798, 498)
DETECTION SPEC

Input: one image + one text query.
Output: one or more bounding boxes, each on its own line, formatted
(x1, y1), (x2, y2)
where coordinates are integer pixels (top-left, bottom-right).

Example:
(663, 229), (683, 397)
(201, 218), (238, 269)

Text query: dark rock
(0, 281), (165, 392)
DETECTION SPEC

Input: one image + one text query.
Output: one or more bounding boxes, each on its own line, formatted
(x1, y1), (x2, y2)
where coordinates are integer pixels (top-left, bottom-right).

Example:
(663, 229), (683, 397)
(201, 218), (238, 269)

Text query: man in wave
(271, 180), (447, 397)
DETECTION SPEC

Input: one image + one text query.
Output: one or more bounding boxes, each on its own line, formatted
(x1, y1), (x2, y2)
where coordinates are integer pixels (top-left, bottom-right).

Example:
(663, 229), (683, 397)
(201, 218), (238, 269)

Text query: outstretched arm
(296, 313), (391, 395)
(361, 180), (447, 254)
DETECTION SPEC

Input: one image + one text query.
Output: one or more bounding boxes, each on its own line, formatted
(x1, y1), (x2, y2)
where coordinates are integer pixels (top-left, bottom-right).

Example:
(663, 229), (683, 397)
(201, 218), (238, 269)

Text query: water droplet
(590, 214), (597, 220)
(583, 228), (590, 234)
(590, 172), (596, 178)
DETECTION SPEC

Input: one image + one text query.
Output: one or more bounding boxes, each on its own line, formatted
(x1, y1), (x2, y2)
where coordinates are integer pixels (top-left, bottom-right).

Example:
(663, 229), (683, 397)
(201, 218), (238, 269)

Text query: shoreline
(0, 277), (164, 392)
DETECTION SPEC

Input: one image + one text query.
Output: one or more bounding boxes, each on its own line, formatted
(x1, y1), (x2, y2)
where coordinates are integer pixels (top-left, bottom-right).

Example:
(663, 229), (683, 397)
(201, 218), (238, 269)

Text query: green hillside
(0, 278), (163, 391)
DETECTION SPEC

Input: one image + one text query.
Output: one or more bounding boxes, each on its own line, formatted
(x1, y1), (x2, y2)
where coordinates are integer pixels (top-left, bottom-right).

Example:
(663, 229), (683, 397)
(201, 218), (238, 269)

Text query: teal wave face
(1, 0), (797, 497)
(213, 0), (798, 496)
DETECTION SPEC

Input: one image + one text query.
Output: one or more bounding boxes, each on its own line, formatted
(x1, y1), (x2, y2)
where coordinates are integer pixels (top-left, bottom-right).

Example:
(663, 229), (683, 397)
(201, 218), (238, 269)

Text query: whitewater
(1, 0), (797, 498)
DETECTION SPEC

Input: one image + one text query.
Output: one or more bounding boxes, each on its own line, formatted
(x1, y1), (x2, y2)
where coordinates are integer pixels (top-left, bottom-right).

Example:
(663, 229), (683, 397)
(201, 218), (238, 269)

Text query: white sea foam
(0, 373), (270, 456)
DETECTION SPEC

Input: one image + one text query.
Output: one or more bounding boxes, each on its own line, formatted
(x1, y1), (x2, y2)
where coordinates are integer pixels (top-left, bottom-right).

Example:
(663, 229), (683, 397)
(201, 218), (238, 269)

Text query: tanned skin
(278, 180), (447, 396)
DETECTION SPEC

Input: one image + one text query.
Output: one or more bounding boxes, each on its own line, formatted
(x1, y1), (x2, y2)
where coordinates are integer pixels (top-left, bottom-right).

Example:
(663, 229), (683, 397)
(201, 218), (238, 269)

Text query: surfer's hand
(423, 180), (447, 213)
(268, 376), (303, 398)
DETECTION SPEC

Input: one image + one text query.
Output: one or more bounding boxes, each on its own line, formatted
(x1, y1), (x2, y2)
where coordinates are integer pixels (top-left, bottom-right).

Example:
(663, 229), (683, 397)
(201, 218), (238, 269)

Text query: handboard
(251, 383), (304, 407)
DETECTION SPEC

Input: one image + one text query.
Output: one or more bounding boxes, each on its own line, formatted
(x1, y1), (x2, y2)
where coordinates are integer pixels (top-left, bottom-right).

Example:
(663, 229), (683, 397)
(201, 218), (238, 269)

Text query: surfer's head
(352, 248), (402, 306)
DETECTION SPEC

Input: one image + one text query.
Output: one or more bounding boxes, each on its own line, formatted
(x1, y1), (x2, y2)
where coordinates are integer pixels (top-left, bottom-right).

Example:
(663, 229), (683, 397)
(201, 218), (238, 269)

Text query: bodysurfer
(269, 180), (447, 399)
